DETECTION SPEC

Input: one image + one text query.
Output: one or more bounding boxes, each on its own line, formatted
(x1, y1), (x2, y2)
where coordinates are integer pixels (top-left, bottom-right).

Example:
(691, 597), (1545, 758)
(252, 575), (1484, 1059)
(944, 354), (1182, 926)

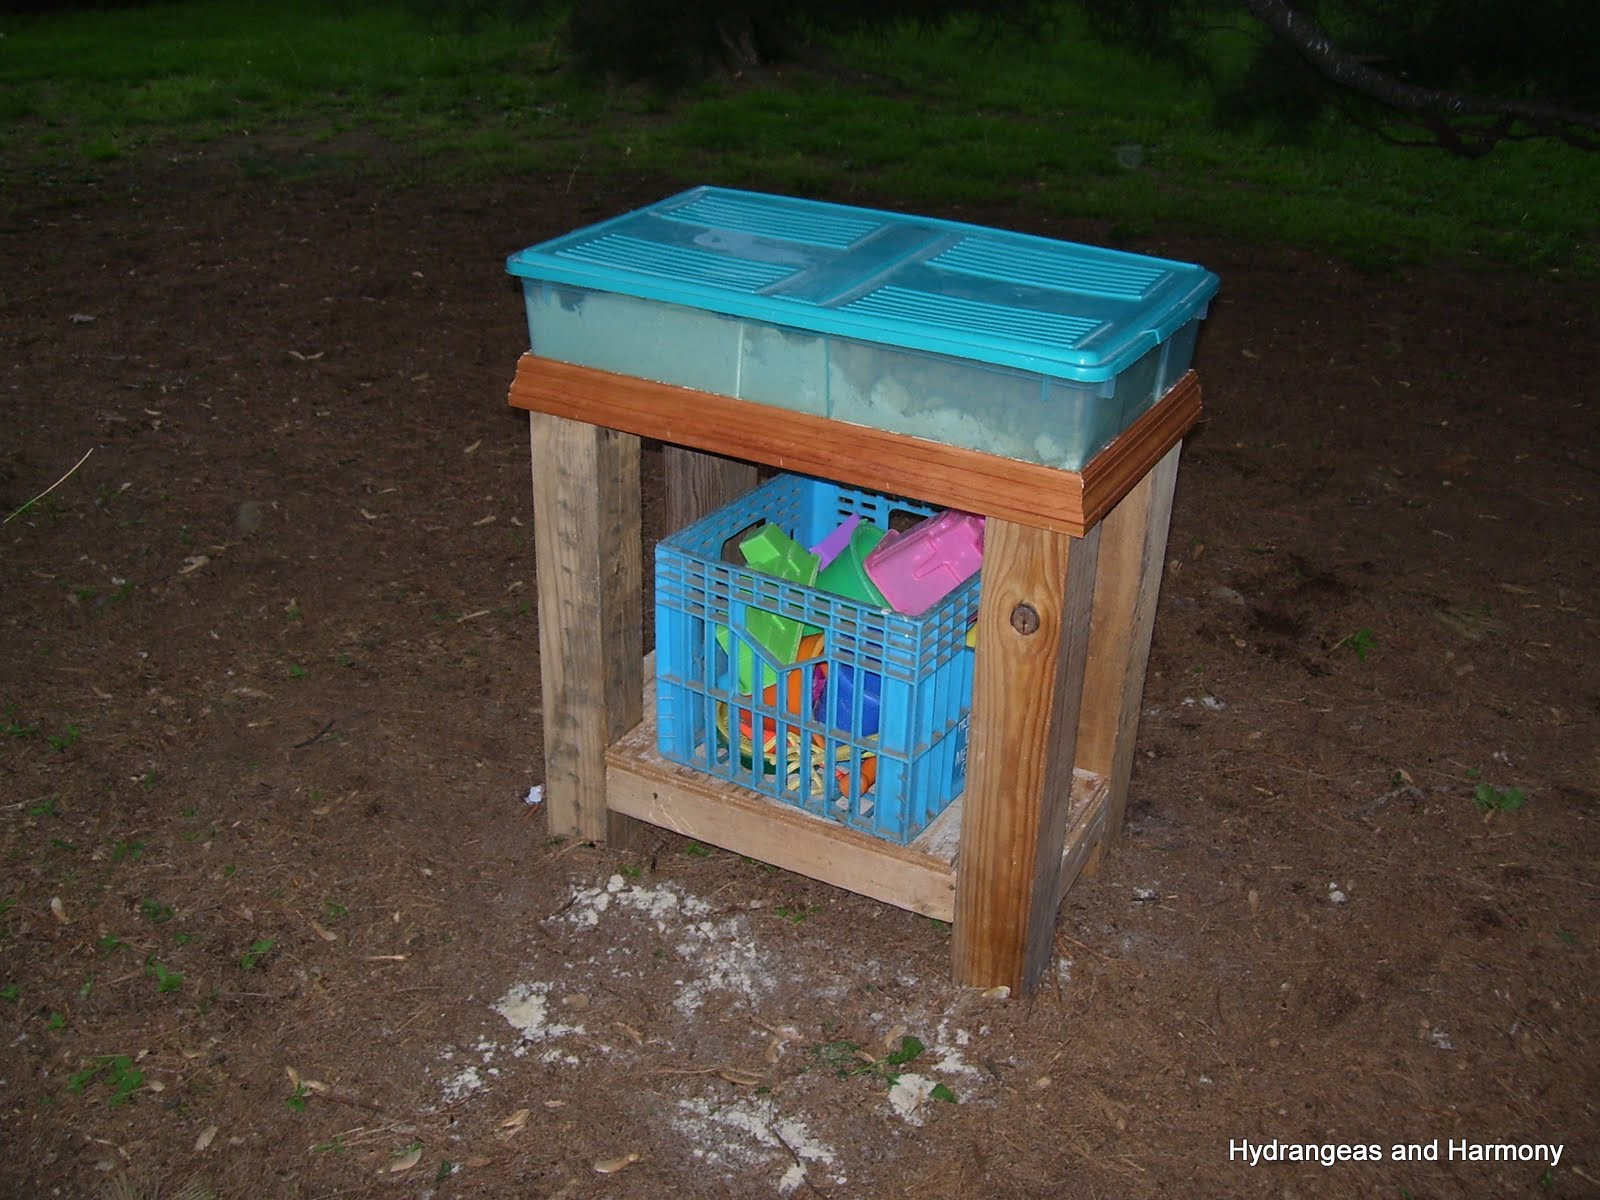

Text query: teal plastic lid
(507, 186), (1218, 383)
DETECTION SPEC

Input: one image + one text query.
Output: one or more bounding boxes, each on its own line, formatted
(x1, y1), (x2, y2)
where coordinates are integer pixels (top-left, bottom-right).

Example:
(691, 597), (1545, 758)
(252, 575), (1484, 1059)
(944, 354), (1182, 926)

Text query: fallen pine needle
(5, 448), (93, 524)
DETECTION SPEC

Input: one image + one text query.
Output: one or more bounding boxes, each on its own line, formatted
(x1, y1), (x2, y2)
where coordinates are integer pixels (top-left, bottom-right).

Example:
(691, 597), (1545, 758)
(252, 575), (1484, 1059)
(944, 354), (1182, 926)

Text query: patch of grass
(1, 2), (1594, 277)
(68, 1054), (145, 1106)
(881, 1034), (925, 1071)
(144, 957), (184, 993)
(46, 724), (82, 752)
(1335, 628), (1378, 661)
(1472, 783), (1528, 814)
(809, 1037), (867, 1077)
(238, 937), (276, 970)
(808, 1033), (937, 1086)
(2, 707), (39, 738)
(66, 579), (135, 613)
(139, 897), (175, 924)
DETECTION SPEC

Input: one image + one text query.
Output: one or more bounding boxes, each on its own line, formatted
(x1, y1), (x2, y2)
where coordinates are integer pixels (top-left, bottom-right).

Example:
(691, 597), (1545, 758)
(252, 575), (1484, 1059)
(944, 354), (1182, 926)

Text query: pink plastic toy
(864, 509), (985, 616)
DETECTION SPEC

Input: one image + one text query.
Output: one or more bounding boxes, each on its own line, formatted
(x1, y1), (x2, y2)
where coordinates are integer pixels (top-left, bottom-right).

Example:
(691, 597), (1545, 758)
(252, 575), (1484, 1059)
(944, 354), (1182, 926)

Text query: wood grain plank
(664, 445), (759, 531)
(606, 698), (1111, 922)
(951, 518), (1100, 992)
(529, 412), (642, 842)
(1076, 443), (1181, 856)
(607, 712), (959, 919)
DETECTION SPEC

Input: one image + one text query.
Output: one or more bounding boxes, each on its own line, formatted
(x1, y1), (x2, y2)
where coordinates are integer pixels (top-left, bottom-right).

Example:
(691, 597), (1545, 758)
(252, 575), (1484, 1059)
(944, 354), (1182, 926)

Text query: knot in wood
(1009, 603), (1040, 636)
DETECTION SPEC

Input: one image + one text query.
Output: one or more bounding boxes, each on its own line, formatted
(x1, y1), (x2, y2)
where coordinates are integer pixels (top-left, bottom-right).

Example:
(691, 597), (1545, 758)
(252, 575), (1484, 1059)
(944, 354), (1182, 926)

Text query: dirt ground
(2, 154), (1597, 1200)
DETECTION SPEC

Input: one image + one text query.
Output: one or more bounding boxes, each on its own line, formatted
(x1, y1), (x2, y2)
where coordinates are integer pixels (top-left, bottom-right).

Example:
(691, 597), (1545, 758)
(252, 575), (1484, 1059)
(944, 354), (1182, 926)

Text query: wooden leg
(600, 445), (757, 852)
(529, 412), (642, 842)
(664, 444), (758, 530)
(1076, 442), (1182, 867)
(952, 518), (1100, 993)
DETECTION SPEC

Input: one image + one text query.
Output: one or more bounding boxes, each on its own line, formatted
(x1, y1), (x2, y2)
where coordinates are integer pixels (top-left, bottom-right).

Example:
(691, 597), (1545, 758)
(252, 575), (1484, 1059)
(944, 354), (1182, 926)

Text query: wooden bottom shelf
(606, 680), (1109, 922)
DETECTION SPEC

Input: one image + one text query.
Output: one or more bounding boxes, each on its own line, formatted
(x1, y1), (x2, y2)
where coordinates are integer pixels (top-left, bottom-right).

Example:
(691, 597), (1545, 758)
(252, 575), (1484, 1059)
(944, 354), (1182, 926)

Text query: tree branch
(1236, 0), (1600, 152)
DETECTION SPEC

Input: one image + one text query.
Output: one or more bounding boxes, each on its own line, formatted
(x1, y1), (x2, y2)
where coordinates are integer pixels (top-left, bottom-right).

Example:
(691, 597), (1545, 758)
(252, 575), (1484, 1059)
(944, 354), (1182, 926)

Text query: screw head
(1010, 603), (1040, 635)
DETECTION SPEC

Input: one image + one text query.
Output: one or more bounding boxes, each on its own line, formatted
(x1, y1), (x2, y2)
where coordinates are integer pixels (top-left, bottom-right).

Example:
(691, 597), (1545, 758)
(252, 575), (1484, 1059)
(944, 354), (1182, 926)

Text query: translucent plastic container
(509, 187), (1218, 471)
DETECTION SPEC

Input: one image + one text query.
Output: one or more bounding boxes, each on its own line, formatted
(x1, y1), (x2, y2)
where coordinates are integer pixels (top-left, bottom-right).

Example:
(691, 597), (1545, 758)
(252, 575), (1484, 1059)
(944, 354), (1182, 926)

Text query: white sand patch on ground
(887, 1072), (940, 1125)
(435, 873), (998, 1158)
(673, 1094), (842, 1194)
(495, 980), (586, 1042)
(440, 1063), (486, 1103)
(566, 874), (711, 932)
(931, 1019), (983, 1077)
(567, 876), (772, 1013)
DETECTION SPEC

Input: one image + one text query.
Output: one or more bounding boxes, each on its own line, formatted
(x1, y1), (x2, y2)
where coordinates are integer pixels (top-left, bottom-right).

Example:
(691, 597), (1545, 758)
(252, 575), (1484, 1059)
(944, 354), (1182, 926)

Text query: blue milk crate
(655, 473), (980, 845)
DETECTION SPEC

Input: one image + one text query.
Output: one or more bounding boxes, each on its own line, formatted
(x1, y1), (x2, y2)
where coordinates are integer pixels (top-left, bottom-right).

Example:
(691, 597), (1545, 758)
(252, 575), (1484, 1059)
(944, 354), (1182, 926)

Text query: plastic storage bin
(655, 473), (979, 844)
(508, 186), (1219, 470)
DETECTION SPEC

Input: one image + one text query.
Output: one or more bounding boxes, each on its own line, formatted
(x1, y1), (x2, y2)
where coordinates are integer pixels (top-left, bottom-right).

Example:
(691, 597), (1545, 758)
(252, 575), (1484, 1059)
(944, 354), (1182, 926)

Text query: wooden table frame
(510, 354), (1198, 994)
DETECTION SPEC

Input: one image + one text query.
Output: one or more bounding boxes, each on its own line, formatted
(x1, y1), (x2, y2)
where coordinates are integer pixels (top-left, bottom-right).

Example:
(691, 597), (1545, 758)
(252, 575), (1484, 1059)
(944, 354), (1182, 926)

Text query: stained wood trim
(509, 355), (1199, 537)
(1079, 380), (1197, 529)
